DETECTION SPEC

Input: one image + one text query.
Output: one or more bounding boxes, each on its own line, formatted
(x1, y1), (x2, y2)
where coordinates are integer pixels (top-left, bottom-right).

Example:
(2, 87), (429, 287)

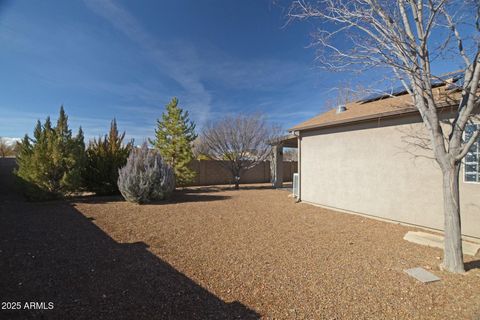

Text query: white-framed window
(464, 123), (480, 183)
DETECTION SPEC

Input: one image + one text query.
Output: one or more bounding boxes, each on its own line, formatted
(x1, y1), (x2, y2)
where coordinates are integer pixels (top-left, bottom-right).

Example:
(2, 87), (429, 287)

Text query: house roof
(268, 133), (298, 148)
(290, 84), (460, 132)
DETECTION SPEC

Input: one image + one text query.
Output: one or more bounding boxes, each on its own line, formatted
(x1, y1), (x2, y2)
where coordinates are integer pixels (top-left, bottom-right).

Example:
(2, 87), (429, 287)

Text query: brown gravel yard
(1, 184), (480, 319)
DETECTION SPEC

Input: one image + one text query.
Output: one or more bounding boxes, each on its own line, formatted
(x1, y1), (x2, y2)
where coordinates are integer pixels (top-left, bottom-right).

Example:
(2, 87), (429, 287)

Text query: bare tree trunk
(441, 163), (465, 273)
(287, 0), (480, 274)
(233, 173), (240, 190)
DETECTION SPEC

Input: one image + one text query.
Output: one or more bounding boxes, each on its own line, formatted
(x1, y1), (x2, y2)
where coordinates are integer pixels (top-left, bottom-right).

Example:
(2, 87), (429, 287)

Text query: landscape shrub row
(15, 99), (195, 203)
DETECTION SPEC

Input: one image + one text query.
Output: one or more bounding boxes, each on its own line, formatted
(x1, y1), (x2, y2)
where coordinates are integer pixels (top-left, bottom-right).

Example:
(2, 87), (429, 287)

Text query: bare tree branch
(288, 0), (480, 273)
(198, 114), (280, 189)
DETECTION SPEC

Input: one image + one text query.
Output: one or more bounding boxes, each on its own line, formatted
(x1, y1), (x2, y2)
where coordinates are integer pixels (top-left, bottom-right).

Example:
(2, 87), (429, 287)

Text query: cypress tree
(152, 98), (197, 186)
(15, 106), (86, 200)
(84, 119), (132, 195)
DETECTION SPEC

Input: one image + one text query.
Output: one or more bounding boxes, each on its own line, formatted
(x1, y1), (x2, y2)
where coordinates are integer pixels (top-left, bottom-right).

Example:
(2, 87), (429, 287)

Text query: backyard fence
(187, 160), (297, 186)
(0, 158), (297, 188)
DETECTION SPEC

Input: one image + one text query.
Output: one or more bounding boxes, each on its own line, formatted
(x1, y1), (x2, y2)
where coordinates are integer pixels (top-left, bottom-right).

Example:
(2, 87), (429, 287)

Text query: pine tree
(84, 119), (133, 195)
(152, 97), (197, 186)
(15, 106), (86, 200)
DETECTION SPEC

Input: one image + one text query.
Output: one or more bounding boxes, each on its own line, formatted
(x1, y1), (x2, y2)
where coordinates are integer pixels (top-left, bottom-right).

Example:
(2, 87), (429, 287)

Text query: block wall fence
(0, 158), (298, 188)
(187, 160), (298, 186)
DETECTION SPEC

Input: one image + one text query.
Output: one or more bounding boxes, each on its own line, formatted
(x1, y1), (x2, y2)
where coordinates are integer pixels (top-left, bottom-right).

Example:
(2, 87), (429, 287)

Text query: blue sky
(0, 0), (465, 142)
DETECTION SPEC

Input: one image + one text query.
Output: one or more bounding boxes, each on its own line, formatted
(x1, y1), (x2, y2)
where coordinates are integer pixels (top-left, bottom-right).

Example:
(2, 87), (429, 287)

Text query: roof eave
(289, 102), (456, 133)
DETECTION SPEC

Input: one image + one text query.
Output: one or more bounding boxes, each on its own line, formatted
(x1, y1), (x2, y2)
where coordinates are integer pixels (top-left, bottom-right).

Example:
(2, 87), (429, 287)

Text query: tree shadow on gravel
(177, 186), (225, 194)
(0, 199), (259, 320)
(169, 190), (231, 203)
(70, 191), (231, 205)
(465, 260), (480, 271)
(47, 184), (270, 205)
(182, 184), (273, 193)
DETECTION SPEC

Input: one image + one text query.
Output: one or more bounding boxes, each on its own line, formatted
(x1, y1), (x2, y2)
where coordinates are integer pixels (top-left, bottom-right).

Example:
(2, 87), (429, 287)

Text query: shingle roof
(290, 85), (459, 132)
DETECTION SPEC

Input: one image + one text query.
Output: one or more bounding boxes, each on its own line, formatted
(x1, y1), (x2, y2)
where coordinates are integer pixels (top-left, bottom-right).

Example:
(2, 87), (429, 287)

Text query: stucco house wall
(299, 113), (480, 239)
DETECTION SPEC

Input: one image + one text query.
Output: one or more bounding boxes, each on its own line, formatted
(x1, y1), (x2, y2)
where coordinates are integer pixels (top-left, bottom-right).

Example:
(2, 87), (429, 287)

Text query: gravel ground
(1, 184), (479, 319)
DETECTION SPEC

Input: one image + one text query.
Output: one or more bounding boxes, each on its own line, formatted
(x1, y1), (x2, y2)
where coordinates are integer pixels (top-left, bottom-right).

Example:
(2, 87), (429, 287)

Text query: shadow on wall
(0, 160), (259, 319)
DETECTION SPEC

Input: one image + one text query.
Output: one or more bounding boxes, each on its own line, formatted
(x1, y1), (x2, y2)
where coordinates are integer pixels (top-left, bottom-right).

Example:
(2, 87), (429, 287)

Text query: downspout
(293, 130), (302, 202)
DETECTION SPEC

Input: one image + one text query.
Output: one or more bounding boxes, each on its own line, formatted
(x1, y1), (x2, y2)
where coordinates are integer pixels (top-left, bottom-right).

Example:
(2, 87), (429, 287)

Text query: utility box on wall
(292, 173), (299, 198)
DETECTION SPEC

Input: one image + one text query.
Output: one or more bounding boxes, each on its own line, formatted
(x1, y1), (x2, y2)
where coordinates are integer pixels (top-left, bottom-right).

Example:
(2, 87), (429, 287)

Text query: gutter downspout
(293, 130), (301, 202)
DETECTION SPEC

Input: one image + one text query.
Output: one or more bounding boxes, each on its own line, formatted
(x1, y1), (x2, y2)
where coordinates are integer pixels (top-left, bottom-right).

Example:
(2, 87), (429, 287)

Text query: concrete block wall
(0, 158), (298, 189)
(187, 160), (298, 186)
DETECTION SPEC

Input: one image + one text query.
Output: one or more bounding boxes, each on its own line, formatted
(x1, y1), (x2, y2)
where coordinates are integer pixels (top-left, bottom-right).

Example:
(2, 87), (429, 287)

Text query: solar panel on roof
(357, 85), (407, 103)
(357, 71), (465, 104)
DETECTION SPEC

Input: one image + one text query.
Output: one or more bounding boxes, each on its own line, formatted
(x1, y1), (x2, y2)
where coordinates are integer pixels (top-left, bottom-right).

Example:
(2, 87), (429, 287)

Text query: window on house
(464, 124), (480, 182)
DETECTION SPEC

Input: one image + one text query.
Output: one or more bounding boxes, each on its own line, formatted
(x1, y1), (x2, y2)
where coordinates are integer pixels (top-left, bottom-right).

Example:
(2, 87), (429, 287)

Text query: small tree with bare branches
(323, 83), (370, 110)
(288, 0), (480, 273)
(199, 114), (279, 189)
(0, 138), (15, 158)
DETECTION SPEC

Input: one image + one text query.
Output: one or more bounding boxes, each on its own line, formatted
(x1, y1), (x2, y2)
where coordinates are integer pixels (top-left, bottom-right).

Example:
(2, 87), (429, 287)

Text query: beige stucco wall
(300, 114), (480, 239)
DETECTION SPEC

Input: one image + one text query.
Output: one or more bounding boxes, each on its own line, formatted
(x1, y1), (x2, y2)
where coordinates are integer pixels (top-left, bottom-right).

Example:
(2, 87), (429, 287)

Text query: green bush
(84, 119), (132, 195)
(117, 143), (175, 204)
(15, 107), (86, 200)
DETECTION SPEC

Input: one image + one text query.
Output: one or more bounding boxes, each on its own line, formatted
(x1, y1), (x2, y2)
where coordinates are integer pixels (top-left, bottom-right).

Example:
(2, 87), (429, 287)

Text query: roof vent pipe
(336, 104), (347, 114)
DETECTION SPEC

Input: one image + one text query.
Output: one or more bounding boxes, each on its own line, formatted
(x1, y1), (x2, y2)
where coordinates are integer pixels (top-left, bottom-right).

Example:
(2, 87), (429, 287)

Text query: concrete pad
(403, 231), (480, 256)
(404, 267), (440, 283)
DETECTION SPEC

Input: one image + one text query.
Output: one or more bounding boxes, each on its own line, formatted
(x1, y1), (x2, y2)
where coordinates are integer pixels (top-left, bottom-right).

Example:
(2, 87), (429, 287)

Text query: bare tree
(200, 114), (279, 189)
(283, 148), (298, 161)
(324, 83), (370, 110)
(289, 0), (480, 273)
(0, 138), (15, 158)
(192, 137), (209, 160)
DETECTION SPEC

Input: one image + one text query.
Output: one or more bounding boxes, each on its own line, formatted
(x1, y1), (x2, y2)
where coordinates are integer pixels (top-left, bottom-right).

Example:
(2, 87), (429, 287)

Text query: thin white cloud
(82, 0), (324, 127)
(83, 0), (213, 125)
(196, 45), (319, 91)
(1, 1), (336, 140)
